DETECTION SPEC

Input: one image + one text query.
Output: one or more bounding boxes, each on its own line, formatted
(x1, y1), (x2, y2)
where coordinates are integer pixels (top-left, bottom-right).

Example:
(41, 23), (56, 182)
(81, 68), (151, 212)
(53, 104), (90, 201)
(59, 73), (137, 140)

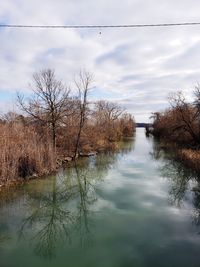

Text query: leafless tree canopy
(95, 100), (124, 123)
(152, 86), (200, 146)
(73, 70), (93, 158)
(17, 69), (70, 148)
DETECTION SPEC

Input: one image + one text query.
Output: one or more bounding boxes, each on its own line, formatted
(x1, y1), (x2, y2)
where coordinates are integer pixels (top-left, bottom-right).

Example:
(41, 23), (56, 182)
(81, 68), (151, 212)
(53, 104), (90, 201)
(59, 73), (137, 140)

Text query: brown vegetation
(177, 149), (200, 172)
(152, 87), (200, 146)
(0, 121), (55, 186)
(151, 85), (200, 171)
(0, 69), (135, 185)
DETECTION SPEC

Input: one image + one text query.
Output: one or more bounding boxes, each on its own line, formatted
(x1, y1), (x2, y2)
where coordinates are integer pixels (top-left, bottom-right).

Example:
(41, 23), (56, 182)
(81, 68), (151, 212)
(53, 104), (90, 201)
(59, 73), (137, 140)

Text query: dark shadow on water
(150, 137), (200, 227)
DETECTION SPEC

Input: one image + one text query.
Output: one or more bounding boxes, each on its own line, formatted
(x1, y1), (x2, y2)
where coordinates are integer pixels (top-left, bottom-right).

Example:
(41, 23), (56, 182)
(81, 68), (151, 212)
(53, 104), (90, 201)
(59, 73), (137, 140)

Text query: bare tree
(169, 91), (200, 144)
(94, 100), (124, 141)
(194, 85), (200, 139)
(151, 89), (200, 145)
(17, 69), (70, 149)
(73, 70), (93, 158)
(95, 100), (124, 123)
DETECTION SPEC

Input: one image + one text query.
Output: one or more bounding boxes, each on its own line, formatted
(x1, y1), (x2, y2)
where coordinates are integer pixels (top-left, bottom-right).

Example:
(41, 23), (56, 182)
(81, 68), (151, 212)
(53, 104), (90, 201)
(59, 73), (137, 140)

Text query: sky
(0, 0), (200, 122)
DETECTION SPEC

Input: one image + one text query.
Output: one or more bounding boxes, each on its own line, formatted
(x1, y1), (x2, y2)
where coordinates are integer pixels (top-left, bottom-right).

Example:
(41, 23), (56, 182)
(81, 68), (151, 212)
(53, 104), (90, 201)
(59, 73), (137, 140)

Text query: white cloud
(0, 0), (200, 121)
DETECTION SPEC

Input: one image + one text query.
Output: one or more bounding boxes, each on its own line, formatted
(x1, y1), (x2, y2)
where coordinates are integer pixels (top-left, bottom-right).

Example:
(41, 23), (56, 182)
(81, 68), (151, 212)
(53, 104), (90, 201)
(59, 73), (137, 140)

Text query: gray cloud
(0, 0), (200, 121)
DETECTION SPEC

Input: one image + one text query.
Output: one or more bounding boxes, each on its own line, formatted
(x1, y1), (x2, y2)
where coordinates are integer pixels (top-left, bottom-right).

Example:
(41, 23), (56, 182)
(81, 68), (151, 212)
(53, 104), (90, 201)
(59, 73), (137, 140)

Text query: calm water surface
(1, 128), (200, 267)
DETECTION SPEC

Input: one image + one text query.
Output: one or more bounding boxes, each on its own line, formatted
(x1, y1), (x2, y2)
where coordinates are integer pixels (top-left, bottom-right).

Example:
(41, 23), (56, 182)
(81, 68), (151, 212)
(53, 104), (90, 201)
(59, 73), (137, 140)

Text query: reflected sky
(0, 129), (200, 267)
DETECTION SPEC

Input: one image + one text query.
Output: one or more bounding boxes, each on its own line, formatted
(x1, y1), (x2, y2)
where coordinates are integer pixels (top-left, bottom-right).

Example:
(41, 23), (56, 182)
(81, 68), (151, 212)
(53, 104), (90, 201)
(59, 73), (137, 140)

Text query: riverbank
(148, 87), (200, 173)
(0, 99), (135, 189)
(176, 149), (200, 172)
(150, 134), (200, 173)
(0, 137), (134, 190)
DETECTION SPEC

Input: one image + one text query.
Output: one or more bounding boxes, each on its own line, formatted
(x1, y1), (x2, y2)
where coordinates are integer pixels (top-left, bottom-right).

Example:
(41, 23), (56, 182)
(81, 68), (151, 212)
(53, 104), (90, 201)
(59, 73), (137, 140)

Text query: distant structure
(136, 123), (153, 136)
(136, 123), (152, 128)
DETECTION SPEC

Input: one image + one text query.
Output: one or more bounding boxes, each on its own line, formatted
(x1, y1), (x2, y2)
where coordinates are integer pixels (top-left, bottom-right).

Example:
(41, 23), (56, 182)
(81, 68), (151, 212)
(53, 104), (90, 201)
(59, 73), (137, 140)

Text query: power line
(1, 22), (200, 29)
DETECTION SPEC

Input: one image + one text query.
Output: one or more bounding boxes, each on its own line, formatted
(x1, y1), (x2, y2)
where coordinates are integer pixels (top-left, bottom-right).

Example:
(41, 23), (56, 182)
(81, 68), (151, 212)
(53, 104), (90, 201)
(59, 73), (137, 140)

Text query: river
(0, 128), (200, 267)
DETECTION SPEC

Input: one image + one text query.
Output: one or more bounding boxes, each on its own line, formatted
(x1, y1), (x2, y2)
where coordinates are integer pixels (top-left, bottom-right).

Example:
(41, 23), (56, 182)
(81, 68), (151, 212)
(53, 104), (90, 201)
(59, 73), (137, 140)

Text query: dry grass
(0, 123), (56, 185)
(177, 149), (200, 172)
(0, 107), (135, 186)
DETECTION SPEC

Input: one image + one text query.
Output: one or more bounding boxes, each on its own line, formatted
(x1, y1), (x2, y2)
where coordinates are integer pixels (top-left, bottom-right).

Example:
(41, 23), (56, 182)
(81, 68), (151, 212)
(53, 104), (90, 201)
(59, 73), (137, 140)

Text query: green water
(1, 128), (200, 267)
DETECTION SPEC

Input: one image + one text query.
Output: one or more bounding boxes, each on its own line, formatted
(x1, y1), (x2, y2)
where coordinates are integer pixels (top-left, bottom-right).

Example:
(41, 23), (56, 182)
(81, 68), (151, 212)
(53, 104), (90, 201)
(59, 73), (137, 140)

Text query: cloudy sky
(0, 0), (200, 122)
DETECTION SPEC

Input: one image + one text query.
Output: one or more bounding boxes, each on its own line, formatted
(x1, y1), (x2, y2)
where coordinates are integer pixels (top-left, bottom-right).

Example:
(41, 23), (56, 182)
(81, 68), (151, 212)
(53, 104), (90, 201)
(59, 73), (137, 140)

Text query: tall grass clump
(177, 149), (200, 172)
(0, 123), (56, 185)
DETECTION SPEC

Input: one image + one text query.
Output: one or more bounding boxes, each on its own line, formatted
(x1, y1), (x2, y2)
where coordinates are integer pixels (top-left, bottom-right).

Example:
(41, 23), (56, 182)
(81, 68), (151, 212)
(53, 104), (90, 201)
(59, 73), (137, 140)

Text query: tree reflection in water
(18, 138), (135, 258)
(150, 138), (200, 226)
(19, 174), (76, 258)
(0, 232), (10, 247)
